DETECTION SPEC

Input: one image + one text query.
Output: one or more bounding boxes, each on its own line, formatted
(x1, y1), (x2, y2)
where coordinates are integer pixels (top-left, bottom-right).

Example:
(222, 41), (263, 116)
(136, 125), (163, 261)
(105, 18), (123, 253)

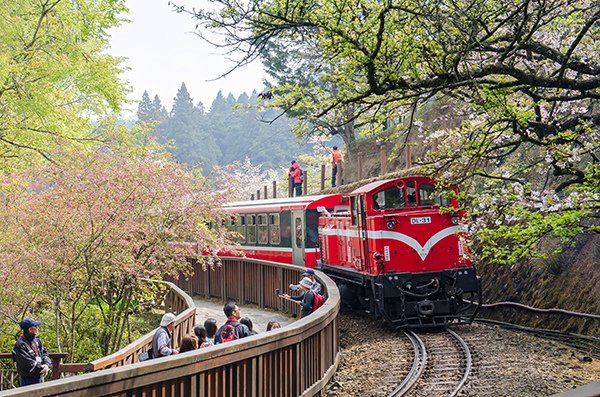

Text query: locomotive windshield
(418, 183), (453, 207)
(373, 181), (454, 209)
(373, 186), (405, 210)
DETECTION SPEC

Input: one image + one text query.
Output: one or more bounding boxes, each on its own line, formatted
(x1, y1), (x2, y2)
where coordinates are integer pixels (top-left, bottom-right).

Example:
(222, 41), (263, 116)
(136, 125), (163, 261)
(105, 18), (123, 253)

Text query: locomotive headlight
(452, 215), (459, 224)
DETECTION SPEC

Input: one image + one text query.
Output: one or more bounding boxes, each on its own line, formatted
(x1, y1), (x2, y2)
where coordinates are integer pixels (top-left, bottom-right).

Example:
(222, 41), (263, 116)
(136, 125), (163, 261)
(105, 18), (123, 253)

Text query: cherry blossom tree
(0, 145), (235, 357)
(212, 157), (287, 201)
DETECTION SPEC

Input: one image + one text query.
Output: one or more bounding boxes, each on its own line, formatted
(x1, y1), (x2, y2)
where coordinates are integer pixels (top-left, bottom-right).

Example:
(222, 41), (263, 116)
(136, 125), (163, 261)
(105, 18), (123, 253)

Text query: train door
(357, 195), (370, 271)
(291, 210), (305, 265)
(350, 195), (369, 271)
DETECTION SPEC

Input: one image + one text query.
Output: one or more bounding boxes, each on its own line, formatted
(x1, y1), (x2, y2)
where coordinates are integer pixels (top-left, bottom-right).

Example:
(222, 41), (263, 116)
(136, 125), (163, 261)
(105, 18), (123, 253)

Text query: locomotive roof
(223, 194), (339, 211)
(350, 176), (432, 195)
(350, 178), (395, 194)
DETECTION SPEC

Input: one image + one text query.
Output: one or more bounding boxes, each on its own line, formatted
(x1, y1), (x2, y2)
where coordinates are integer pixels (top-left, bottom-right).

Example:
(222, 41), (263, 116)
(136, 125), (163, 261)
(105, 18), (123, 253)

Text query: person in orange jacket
(332, 146), (343, 187)
(289, 160), (303, 196)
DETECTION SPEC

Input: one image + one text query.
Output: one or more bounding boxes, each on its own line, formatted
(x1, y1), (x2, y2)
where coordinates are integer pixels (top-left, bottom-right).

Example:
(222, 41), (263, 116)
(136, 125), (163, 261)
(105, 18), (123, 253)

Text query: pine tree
(209, 91), (231, 113)
(151, 95), (168, 124)
(137, 91), (153, 123)
(165, 83), (220, 171)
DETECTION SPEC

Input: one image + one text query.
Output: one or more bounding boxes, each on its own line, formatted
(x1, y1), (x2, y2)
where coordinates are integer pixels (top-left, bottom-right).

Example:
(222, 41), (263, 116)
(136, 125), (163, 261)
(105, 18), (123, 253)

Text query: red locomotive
(222, 176), (481, 327)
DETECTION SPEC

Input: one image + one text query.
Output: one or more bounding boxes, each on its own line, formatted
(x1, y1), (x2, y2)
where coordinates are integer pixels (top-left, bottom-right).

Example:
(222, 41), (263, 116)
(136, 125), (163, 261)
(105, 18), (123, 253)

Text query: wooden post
(264, 185), (268, 200)
(257, 189), (261, 200)
(288, 176), (293, 197)
(50, 353), (68, 380)
(357, 152), (364, 180)
(320, 164), (325, 191)
(432, 138), (439, 152)
(380, 146), (387, 175)
(302, 171), (307, 196)
(406, 145), (412, 168)
(273, 181), (277, 198)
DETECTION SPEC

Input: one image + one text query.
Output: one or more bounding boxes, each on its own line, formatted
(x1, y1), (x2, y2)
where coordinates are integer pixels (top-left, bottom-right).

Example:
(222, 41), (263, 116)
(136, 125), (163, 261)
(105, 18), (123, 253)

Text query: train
(222, 176), (481, 327)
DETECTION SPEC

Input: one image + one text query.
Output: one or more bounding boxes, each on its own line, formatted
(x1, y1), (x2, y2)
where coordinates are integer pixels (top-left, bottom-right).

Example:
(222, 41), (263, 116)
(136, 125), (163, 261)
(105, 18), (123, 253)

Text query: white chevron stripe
(320, 225), (463, 261)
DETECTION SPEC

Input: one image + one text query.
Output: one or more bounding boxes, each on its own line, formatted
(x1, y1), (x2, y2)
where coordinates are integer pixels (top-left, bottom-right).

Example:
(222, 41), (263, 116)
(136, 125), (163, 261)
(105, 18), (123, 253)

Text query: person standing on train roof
(331, 146), (343, 187)
(289, 268), (322, 294)
(289, 160), (303, 197)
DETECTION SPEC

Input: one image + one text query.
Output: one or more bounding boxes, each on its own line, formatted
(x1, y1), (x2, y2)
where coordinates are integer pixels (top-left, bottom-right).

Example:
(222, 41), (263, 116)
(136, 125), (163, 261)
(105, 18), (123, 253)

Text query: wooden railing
(0, 280), (195, 385)
(78, 280), (196, 372)
(0, 258), (340, 397)
(0, 353), (67, 389)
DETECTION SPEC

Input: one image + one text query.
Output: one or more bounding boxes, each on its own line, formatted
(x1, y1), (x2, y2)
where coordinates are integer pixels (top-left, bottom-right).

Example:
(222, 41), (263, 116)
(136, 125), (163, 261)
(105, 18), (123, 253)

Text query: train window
(257, 214), (268, 244)
(247, 214), (257, 244)
(406, 181), (417, 207)
(351, 196), (358, 225)
(417, 183), (453, 206)
(373, 186), (405, 210)
(295, 217), (303, 248)
(269, 213), (280, 245)
(418, 183), (436, 206)
(435, 188), (453, 207)
(237, 215), (246, 243)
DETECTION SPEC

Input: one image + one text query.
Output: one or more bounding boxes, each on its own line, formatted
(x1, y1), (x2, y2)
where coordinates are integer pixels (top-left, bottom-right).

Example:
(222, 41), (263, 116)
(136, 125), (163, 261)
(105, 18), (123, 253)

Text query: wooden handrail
(0, 280), (196, 381)
(0, 258), (340, 397)
(0, 353), (67, 381)
(83, 280), (196, 372)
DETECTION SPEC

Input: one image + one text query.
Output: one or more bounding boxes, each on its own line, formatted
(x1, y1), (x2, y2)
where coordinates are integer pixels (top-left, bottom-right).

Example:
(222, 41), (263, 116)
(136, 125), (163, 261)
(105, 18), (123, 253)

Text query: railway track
(387, 328), (472, 397)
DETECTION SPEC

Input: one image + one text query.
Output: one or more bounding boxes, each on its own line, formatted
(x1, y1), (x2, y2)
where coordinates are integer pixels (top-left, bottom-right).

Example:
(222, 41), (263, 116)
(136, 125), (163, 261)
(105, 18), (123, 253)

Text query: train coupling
(417, 300), (434, 316)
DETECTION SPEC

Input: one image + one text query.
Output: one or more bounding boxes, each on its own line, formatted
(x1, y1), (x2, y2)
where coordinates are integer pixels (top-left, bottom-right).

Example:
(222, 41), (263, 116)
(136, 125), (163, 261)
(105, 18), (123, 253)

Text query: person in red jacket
(289, 160), (303, 196)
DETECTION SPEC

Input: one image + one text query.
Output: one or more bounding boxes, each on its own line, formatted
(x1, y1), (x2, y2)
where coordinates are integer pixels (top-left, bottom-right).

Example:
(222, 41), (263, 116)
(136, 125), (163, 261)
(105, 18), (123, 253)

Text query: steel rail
(388, 328), (472, 397)
(445, 328), (472, 397)
(387, 330), (427, 397)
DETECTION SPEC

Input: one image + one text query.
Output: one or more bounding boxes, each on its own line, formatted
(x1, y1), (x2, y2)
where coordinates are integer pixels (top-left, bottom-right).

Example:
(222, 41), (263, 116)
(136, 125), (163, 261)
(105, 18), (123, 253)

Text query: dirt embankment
(477, 235), (600, 335)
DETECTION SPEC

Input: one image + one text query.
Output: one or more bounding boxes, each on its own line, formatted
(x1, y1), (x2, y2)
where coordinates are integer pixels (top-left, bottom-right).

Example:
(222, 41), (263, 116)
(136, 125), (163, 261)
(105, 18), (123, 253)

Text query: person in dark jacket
(239, 317), (258, 335)
(289, 268), (322, 294)
(13, 318), (52, 386)
(283, 277), (315, 318)
(214, 302), (251, 344)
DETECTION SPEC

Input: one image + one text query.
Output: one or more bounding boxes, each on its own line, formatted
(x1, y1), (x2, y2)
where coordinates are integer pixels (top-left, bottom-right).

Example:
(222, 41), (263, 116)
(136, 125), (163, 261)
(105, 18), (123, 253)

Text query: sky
(108, 0), (266, 118)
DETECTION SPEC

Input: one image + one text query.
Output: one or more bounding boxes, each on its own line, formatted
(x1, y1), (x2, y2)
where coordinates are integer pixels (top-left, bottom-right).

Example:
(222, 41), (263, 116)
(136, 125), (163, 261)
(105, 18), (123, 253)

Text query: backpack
(139, 348), (153, 362)
(219, 323), (239, 343)
(312, 292), (324, 312)
(299, 169), (304, 183)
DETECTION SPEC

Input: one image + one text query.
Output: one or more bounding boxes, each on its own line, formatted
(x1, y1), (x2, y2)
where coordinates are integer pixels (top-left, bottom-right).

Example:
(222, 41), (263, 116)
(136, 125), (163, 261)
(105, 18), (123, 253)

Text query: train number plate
(410, 216), (431, 225)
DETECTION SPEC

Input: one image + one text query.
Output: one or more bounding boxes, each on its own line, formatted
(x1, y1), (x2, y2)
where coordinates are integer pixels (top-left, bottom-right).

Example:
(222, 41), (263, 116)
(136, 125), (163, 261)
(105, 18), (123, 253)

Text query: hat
(299, 277), (313, 289)
(302, 269), (315, 276)
(20, 318), (42, 330)
(291, 160), (296, 165)
(160, 313), (176, 327)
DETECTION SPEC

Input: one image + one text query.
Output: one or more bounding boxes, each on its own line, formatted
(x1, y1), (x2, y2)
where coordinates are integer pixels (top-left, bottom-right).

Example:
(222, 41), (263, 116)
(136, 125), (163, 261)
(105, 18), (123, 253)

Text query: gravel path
(325, 310), (600, 397)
